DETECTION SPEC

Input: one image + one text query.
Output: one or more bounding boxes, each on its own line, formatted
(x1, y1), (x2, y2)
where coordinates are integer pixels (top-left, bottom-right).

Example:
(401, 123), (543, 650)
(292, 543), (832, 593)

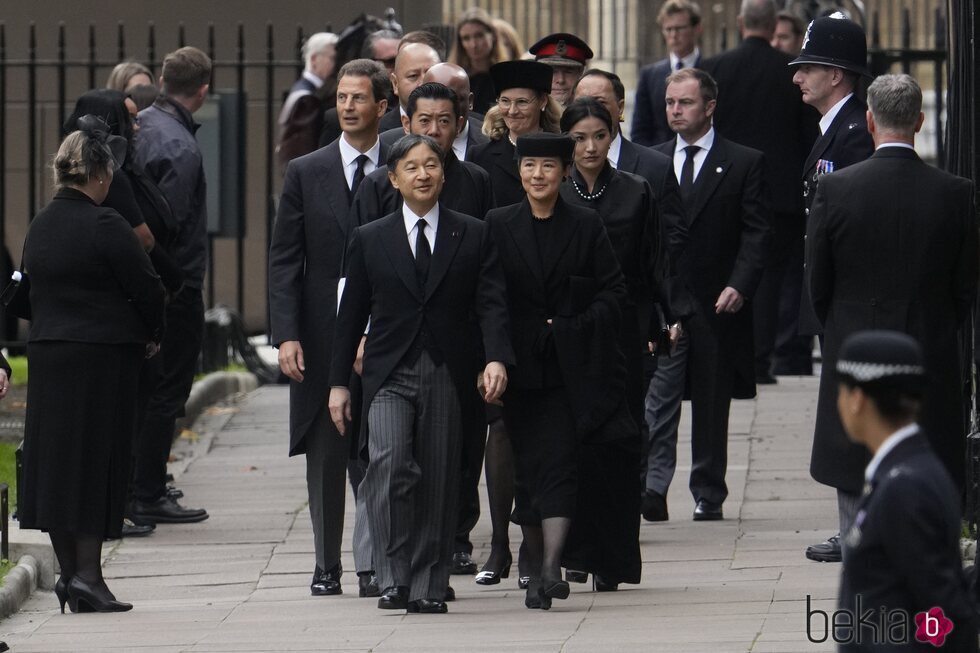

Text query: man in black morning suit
(704, 0), (818, 383)
(328, 134), (514, 614)
(268, 59), (390, 598)
(350, 82), (493, 576)
(806, 74), (977, 568)
(377, 42), (441, 134)
(631, 0), (703, 147)
(834, 331), (978, 653)
(643, 68), (771, 521)
(380, 63), (489, 161)
(789, 13), (875, 564)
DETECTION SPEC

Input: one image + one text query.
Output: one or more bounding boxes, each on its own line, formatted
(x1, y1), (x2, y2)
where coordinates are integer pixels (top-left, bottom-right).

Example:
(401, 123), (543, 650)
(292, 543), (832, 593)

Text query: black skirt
(19, 341), (143, 539)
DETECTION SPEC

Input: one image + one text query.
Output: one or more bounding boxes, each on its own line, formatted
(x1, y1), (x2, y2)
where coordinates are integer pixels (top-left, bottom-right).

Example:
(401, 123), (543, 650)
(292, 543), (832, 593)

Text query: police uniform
(835, 331), (978, 653)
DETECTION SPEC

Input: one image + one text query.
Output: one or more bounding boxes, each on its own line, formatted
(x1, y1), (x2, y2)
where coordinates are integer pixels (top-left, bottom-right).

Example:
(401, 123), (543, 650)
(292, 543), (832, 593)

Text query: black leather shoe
(593, 575), (619, 592)
(805, 534), (842, 562)
(443, 585), (455, 602)
(756, 372), (778, 385)
(165, 485), (184, 500)
(693, 499), (723, 521)
(311, 563), (342, 596)
(358, 572), (380, 598)
(121, 518), (155, 538)
(541, 577), (570, 600)
(131, 496), (208, 524)
(377, 585), (409, 610)
(406, 598), (448, 614)
(641, 490), (669, 522)
(475, 552), (512, 585)
(565, 569), (588, 584)
(518, 576), (530, 590)
(66, 577), (132, 613)
(451, 551), (478, 575)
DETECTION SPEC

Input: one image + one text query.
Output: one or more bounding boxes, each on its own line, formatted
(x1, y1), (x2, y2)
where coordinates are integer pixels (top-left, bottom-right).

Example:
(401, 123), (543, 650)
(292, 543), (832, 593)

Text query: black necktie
(675, 60), (684, 71)
(350, 154), (368, 197)
(414, 218), (431, 285)
(680, 145), (700, 204)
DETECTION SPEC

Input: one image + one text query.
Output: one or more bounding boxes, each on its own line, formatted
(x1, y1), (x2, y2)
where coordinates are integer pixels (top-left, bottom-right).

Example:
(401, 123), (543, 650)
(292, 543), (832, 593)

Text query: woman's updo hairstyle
(53, 115), (119, 187)
(559, 96), (613, 134)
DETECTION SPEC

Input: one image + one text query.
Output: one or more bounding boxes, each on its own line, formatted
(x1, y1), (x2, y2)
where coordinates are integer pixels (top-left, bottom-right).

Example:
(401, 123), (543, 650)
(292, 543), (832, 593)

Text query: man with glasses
(632, 0), (703, 147)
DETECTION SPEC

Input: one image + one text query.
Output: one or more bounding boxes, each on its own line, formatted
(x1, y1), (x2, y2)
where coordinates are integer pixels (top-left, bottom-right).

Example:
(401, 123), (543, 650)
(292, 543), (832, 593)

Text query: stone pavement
(0, 376), (842, 652)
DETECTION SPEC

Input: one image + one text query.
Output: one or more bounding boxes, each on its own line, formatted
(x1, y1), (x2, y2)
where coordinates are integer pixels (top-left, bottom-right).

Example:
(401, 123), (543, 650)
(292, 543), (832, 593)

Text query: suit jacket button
(805, 208), (810, 216)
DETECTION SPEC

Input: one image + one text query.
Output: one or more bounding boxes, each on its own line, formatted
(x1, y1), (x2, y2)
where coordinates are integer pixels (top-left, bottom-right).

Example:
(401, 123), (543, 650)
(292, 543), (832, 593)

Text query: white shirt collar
(402, 202), (440, 253)
(675, 125), (714, 153)
(302, 70), (324, 89)
(669, 47), (700, 72)
(864, 423), (919, 484)
(875, 142), (915, 151)
(400, 105), (408, 120)
(819, 93), (854, 135)
(608, 132), (623, 168)
(453, 120), (470, 161)
(338, 133), (381, 169)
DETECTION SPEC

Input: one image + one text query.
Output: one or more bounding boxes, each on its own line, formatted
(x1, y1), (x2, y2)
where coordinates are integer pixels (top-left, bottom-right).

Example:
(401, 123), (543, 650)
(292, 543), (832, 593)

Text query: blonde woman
(449, 8), (507, 113)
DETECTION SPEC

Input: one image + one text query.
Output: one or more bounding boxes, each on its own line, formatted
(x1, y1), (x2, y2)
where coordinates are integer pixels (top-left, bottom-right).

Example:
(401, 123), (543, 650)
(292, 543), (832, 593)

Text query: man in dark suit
(328, 134), (513, 614)
(632, 0), (703, 147)
(704, 0), (818, 384)
(643, 68), (771, 521)
(806, 74), (977, 567)
(834, 331), (978, 653)
(268, 59), (390, 598)
(276, 32), (337, 174)
(379, 63), (488, 161)
(377, 42), (440, 133)
(789, 14), (875, 564)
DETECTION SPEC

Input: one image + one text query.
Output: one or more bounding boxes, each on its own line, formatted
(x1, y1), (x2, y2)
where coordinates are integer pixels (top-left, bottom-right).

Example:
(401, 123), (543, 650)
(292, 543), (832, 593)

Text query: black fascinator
(75, 114), (128, 170)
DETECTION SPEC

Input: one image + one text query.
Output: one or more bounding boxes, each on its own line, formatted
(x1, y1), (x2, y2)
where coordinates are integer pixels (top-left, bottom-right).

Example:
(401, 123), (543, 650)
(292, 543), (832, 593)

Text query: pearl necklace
(508, 134), (517, 147)
(571, 178), (607, 201)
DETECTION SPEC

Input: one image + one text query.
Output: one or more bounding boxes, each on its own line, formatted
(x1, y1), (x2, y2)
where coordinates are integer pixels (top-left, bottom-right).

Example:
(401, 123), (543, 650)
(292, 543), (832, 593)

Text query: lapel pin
(715, 166), (723, 173)
(452, 230), (459, 238)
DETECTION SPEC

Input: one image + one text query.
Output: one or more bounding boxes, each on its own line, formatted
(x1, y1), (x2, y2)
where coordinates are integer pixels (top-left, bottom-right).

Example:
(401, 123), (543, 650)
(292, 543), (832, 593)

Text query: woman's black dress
(18, 188), (164, 538)
(486, 197), (630, 531)
(557, 164), (666, 585)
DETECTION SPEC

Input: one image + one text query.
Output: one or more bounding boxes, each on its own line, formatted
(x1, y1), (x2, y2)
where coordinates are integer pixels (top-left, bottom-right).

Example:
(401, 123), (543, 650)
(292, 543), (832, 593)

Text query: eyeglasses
(497, 97), (534, 111)
(662, 24), (693, 34)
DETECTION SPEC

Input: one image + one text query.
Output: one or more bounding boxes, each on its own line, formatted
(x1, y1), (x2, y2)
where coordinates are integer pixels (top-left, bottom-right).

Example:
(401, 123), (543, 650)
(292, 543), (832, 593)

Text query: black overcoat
(468, 137), (525, 208)
(806, 148), (977, 493)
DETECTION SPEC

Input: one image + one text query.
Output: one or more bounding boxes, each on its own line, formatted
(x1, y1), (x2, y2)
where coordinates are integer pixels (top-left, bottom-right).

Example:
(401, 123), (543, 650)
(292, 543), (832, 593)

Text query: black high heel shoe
(525, 579), (551, 610)
(55, 576), (69, 614)
(540, 576), (570, 600)
(475, 552), (512, 585)
(66, 577), (133, 613)
(593, 575), (619, 592)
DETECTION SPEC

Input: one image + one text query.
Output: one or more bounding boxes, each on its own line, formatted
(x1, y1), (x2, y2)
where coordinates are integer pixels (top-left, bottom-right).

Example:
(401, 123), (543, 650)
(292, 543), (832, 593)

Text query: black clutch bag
(1, 271), (31, 321)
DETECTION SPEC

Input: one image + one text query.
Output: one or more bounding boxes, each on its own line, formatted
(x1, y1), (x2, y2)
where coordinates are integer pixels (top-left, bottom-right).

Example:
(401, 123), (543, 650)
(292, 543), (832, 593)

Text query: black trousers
(133, 286), (205, 502)
(453, 409), (488, 554)
(753, 211), (802, 376)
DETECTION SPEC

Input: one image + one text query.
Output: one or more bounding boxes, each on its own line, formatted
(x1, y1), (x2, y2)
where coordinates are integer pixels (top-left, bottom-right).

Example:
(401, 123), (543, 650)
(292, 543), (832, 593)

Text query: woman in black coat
(485, 133), (629, 610)
(556, 98), (666, 590)
(472, 59), (562, 589)
(19, 118), (165, 613)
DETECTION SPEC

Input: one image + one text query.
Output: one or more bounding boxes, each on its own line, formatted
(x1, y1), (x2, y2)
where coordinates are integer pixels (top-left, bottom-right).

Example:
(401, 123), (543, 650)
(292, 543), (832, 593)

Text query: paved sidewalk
(0, 377), (840, 652)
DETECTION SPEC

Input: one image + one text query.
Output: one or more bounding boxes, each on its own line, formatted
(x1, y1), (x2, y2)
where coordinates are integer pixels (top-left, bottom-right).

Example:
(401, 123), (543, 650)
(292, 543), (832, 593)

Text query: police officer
(529, 33), (593, 106)
(790, 18), (874, 561)
(835, 331), (978, 652)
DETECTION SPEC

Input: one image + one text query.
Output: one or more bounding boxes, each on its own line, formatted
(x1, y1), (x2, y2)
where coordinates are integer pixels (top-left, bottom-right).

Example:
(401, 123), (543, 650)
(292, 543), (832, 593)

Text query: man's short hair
(666, 67), (717, 103)
(867, 73), (922, 132)
(337, 58), (391, 103)
(400, 30), (447, 61)
(361, 29), (402, 59)
(776, 10), (806, 37)
(740, 0), (777, 32)
(388, 133), (445, 169)
(162, 47), (211, 97)
(303, 32), (338, 70)
(657, 0), (702, 27)
(406, 82), (459, 119)
(575, 69), (626, 103)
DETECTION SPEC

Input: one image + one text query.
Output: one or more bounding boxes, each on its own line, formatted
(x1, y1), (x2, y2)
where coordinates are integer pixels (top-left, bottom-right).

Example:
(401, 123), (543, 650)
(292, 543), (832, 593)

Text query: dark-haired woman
(485, 133), (630, 610)
(558, 97), (666, 591)
(470, 59), (562, 590)
(19, 120), (165, 613)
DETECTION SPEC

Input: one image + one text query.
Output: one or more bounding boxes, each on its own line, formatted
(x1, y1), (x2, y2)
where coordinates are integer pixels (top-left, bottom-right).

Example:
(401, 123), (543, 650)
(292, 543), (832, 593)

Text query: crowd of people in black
(11, 0), (980, 645)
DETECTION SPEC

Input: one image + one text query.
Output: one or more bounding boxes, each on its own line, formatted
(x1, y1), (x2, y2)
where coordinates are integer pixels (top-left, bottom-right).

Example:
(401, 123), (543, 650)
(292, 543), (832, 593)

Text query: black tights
(520, 516), (571, 582)
(484, 419), (519, 570)
(49, 529), (107, 587)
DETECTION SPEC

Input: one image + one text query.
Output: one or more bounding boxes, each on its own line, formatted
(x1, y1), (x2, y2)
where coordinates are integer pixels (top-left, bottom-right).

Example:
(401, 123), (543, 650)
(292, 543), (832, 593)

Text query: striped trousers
(363, 351), (461, 601)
